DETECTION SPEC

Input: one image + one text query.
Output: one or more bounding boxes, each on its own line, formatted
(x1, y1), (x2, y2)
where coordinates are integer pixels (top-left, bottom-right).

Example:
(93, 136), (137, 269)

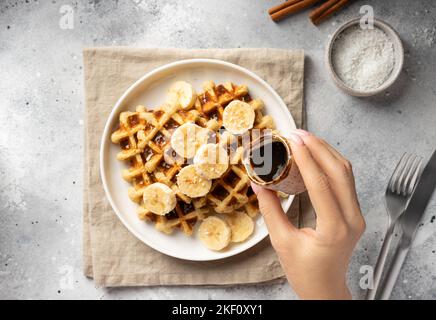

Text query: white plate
(100, 59), (297, 261)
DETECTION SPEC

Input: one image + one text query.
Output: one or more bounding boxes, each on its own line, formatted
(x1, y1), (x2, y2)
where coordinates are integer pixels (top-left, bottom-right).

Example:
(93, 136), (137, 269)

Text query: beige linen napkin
(83, 47), (316, 286)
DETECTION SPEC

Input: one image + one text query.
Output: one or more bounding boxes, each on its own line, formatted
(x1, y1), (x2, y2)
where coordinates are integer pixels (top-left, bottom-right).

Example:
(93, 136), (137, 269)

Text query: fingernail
(294, 129), (310, 137)
(250, 182), (262, 194)
(289, 133), (304, 146)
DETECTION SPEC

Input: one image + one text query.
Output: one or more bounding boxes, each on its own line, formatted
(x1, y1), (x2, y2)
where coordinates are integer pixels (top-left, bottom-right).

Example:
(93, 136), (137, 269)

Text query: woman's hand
(251, 129), (365, 300)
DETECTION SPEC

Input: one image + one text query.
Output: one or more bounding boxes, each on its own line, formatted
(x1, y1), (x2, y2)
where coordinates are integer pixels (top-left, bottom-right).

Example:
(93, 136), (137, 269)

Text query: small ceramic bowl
(326, 18), (404, 97)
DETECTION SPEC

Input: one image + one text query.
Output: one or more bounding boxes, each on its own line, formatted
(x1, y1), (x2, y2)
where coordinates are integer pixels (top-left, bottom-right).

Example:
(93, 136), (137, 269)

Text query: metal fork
(365, 153), (423, 300)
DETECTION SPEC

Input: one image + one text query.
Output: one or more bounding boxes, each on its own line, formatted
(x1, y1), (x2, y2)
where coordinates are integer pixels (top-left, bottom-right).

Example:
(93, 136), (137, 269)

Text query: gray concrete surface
(0, 0), (435, 300)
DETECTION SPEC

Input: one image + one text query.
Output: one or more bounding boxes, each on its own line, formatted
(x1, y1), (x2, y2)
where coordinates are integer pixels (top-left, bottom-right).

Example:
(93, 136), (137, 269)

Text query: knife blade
(377, 149), (436, 300)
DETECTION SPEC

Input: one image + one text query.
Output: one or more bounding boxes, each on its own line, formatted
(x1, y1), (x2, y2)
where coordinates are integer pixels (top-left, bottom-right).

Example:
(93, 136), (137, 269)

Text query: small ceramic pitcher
(242, 133), (306, 195)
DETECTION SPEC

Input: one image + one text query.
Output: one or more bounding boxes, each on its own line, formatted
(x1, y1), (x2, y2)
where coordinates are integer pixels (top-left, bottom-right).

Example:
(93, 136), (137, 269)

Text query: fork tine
(390, 153), (410, 193)
(406, 157), (423, 196)
(401, 156), (420, 196)
(396, 154), (415, 195)
(388, 153), (408, 192)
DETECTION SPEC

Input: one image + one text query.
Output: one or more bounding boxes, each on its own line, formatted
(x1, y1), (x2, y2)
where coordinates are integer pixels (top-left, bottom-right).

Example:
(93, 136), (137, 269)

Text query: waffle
(111, 103), (211, 236)
(203, 90), (275, 215)
(111, 81), (275, 236)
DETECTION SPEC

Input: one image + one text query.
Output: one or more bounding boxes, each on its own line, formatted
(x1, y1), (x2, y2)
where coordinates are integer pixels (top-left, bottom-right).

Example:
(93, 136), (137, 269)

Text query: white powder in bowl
(332, 25), (395, 91)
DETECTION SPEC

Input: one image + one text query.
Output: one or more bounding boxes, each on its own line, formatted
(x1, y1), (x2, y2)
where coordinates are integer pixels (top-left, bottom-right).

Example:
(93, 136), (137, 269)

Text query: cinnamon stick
(309, 0), (350, 25)
(269, 0), (323, 22)
(268, 0), (304, 15)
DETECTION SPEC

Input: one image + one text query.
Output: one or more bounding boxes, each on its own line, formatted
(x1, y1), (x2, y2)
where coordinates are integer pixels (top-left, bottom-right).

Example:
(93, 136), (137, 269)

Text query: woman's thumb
(251, 183), (296, 236)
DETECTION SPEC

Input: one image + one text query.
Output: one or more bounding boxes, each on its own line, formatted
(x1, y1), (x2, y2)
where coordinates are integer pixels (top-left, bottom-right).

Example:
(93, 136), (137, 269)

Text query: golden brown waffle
(203, 90), (275, 215)
(137, 198), (209, 235)
(195, 81), (252, 128)
(111, 81), (275, 236)
(111, 103), (212, 236)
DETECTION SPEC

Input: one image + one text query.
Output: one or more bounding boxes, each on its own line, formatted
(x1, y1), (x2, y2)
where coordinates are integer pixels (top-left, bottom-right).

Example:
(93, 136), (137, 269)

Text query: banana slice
(142, 182), (177, 215)
(225, 212), (254, 243)
(222, 100), (255, 135)
(193, 143), (229, 179)
(177, 165), (212, 198)
(170, 123), (211, 159)
(167, 81), (197, 110)
(198, 216), (231, 251)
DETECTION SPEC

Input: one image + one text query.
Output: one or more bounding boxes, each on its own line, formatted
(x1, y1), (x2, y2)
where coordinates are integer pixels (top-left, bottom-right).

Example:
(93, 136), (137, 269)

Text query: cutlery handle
(365, 223), (395, 300)
(377, 236), (411, 300)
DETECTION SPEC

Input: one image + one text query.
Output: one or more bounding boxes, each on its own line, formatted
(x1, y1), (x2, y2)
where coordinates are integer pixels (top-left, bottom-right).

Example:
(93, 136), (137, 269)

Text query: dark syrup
(250, 140), (288, 182)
